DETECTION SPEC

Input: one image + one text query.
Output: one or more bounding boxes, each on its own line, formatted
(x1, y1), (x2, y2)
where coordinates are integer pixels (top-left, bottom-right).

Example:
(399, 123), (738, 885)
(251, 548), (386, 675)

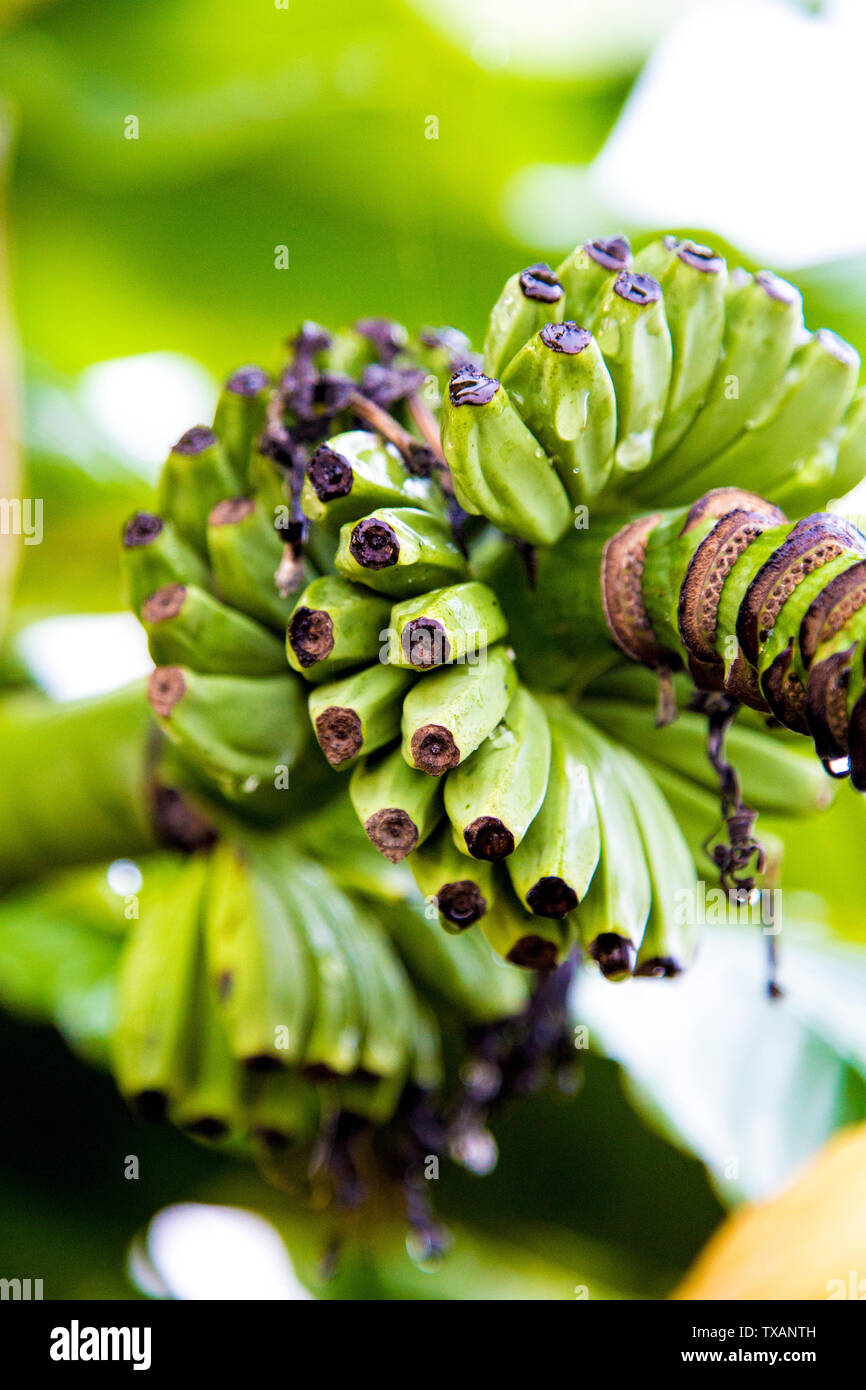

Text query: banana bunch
(112, 825), (530, 1194)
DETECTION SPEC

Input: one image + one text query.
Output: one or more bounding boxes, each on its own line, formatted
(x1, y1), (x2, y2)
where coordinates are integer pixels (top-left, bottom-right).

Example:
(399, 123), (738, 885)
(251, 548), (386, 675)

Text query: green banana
(572, 716), (651, 980)
(386, 581), (507, 670)
(443, 685), (551, 860)
(122, 512), (212, 616)
(332, 899), (417, 1080)
(483, 261), (565, 378)
(407, 819), (495, 930)
(832, 388), (866, 497)
(506, 701), (600, 917)
(300, 430), (443, 533)
(157, 426), (237, 553)
(481, 872), (574, 971)
(637, 269), (804, 499)
(212, 365), (270, 487)
(142, 583), (285, 676)
(588, 269), (672, 480)
(555, 235), (633, 324)
(204, 843), (315, 1069)
(501, 322), (617, 505)
(401, 643), (517, 775)
(441, 369), (572, 545)
(113, 855), (207, 1119)
(308, 663), (414, 769)
(207, 497), (302, 631)
(673, 328), (860, 502)
(147, 665), (307, 797)
(617, 748), (698, 978)
(245, 1068), (320, 1152)
(633, 237), (727, 460)
(349, 743), (442, 861)
(171, 930), (244, 1143)
(335, 506), (466, 597)
(287, 576), (391, 682)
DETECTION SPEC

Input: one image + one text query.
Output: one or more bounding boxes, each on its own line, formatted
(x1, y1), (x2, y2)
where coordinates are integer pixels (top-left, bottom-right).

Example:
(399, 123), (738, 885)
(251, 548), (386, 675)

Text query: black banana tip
(507, 935), (559, 972)
(132, 1090), (169, 1123)
(402, 618), (451, 667)
(519, 262), (563, 303)
(243, 1054), (282, 1074)
(614, 270), (662, 306)
(585, 235), (632, 270)
(173, 425), (217, 455)
(526, 876), (578, 919)
(588, 933), (636, 980)
(350, 518), (400, 570)
(364, 808), (419, 862)
(288, 606), (335, 667)
(315, 706), (363, 765)
(147, 666), (187, 717)
(437, 879), (487, 927)
(464, 816), (515, 861)
(151, 784), (218, 853)
(540, 321), (592, 355)
(634, 957), (682, 979)
(411, 724), (460, 775)
(123, 511), (164, 548)
(449, 369), (500, 408)
(184, 1117), (230, 1141)
(226, 364), (269, 396)
(308, 444), (354, 501)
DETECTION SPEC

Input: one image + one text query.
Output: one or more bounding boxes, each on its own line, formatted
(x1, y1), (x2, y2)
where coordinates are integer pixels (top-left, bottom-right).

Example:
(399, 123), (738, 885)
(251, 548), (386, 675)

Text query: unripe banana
(506, 700), (600, 917)
(212, 365), (270, 488)
(407, 819), (495, 931)
(501, 322), (617, 505)
(335, 506), (466, 597)
(207, 497), (301, 631)
(300, 430), (443, 533)
(440, 369), (572, 545)
(308, 663), (414, 769)
(588, 269), (672, 479)
(483, 261), (565, 378)
(401, 644), (516, 775)
(386, 581), (507, 670)
(443, 686), (551, 860)
(287, 576), (391, 682)
(245, 1068), (320, 1154)
(555, 235), (633, 324)
(142, 583), (285, 676)
(481, 871), (575, 971)
(633, 236), (727, 461)
(122, 512), (212, 616)
(171, 933), (244, 1144)
(349, 743), (442, 861)
(157, 426), (237, 554)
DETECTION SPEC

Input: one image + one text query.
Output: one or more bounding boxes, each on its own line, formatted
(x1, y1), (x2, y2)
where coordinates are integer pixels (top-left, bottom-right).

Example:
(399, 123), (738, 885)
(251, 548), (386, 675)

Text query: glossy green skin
(441, 380), (572, 545)
(171, 934), (243, 1140)
(207, 502), (302, 632)
(154, 667), (308, 796)
(502, 328), (617, 504)
(144, 584), (285, 676)
(287, 575), (391, 682)
(633, 239), (728, 461)
(588, 278), (672, 480)
(506, 700), (601, 912)
(246, 1070), (319, 1148)
(123, 518), (212, 616)
(300, 430), (443, 533)
(349, 743), (442, 851)
(212, 376), (269, 489)
(401, 644), (517, 772)
(555, 244), (629, 325)
(113, 857), (208, 1104)
(570, 715), (651, 964)
(480, 872), (574, 968)
(387, 581), (507, 669)
(443, 686), (551, 857)
(158, 435), (237, 555)
(672, 331), (860, 503)
(483, 269), (565, 378)
(833, 389), (866, 497)
(308, 663), (414, 769)
(638, 271), (804, 499)
(325, 897), (419, 1079)
(335, 506), (466, 598)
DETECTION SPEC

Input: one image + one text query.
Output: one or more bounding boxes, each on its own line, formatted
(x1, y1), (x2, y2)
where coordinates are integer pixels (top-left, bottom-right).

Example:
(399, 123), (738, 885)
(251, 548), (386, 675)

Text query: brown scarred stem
(307, 444), (353, 500)
(519, 263), (563, 304)
(364, 809), (418, 862)
(436, 880), (487, 928)
(314, 707), (363, 766)
(402, 618), (450, 668)
(147, 666), (186, 718)
(347, 389), (434, 475)
(448, 369), (499, 408)
(588, 933), (635, 980)
(463, 816), (515, 861)
(410, 725), (460, 775)
(526, 876), (578, 919)
(123, 511), (164, 547)
(507, 935), (559, 971)
(142, 584), (186, 623)
(349, 517), (400, 569)
(614, 270), (662, 306)
(289, 606), (335, 667)
(540, 321), (592, 354)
